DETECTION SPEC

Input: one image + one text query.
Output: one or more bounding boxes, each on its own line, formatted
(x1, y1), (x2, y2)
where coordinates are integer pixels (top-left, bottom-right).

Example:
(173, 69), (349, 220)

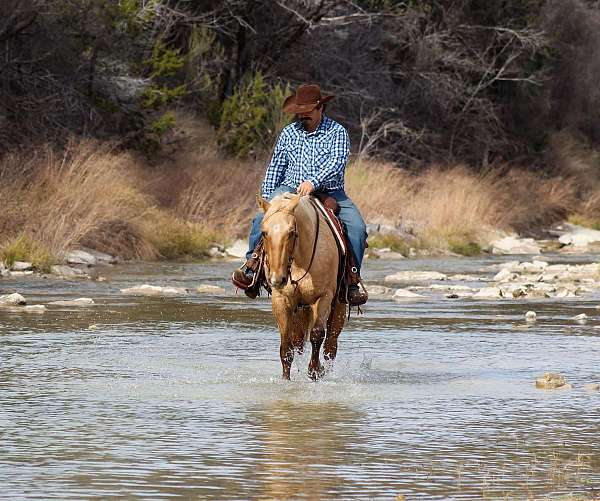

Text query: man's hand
(297, 180), (315, 196)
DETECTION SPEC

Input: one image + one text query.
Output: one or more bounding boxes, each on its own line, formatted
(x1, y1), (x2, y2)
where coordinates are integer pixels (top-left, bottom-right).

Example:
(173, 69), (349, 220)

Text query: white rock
(497, 260), (521, 272)
(24, 305), (46, 313)
(490, 236), (540, 255)
(393, 288), (425, 300)
(473, 287), (504, 299)
(12, 261), (33, 271)
(376, 251), (406, 260)
(494, 268), (518, 282)
(559, 225), (600, 248)
(517, 260), (548, 273)
(572, 313), (588, 323)
(196, 284), (226, 294)
(448, 274), (485, 281)
(556, 288), (576, 298)
(583, 383), (600, 392)
(9, 271), (34, 277)
(525, 311), (537, 322)
(48, 298), (95, 307)
(80, 247), (118, 264)
(120, 284), (188, 296)
(384, 271), (447, 283)
(50, 265), (87, 278)
(365, 284), (392, 296)
(0, 262), (7, 276)
(429, 284), (474, 291)
(208, 247), (226, 258)
(225, 239), (247, 259)
(65, 250), (97, 266)
(0, 293), (26, 305)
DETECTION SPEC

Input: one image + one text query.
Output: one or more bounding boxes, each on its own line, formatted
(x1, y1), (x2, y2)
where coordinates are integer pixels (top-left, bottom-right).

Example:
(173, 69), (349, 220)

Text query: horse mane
(266, 192), (303, 216)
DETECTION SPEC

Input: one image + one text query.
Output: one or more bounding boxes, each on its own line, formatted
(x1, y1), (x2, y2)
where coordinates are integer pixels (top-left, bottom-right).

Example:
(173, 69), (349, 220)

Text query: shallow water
(1, 255), (600, 499)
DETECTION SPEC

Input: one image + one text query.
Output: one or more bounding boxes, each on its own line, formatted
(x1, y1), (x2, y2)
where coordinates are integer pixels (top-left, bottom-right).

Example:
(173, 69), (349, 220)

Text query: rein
(289, 198), (320, 287)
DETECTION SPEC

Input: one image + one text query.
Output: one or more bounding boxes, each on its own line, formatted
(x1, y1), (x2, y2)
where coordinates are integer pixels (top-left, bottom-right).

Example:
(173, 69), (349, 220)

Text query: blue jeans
(246, 186), (368, 273)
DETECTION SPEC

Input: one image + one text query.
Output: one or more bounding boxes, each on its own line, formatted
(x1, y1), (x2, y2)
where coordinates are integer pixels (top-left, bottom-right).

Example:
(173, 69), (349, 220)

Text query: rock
(393, 288), (425, 300)
(556, 289), (577, 298)
(446, 293), (460, 299)
(365, 284), (392, 296)
(0, 293), (26, 305)
(12, 261), (32, 271)
(494, 268), (519, 282)
(23, 305), (46, 313)
(429, 284), (474, 291)
(65, 250), (97, 266)
(50, 265), (87, 278)
(448, 274), (485, 281)
(490, 236), (541, 255)
(517, 260), (548, 273)
(535, 372), (569, 389)
(572, 313), (588, 323)
(473, 287), (504, 299)
(120, 284), (188, 296)
(583, 383), (600, 392)
(384, 271), (447, 283)
(79, 247), (119, 264)
(9, 271), (34, 277)
(48, 298), (95, 307)
(225, 239), (247, 259)
(371, 248), (405, 259)
(208, 246), (226, 258)
(558, 225), (600, 249)
(0, 262), (7, 277)
(525, 311), (537, 322)
(497, 260), (521, 272)
(196, 284), (226, 294)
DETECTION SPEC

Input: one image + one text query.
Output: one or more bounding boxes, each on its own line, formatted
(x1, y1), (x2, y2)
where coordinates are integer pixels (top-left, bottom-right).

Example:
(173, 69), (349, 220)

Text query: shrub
(217, 72), (290, 157)
(1, 235), (54, 272)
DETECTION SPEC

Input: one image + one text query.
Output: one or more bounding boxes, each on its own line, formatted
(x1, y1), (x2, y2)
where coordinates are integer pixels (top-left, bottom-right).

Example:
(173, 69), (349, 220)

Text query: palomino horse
(258, 192), (347, 380)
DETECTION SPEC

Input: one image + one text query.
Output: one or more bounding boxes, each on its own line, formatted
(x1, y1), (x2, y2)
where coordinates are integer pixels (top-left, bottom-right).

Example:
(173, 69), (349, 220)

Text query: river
(1, 255), (599, 499)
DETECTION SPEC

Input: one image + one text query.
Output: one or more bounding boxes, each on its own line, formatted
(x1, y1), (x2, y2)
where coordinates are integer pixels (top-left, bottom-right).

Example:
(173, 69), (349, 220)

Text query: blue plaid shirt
(261, 115), (350, 199)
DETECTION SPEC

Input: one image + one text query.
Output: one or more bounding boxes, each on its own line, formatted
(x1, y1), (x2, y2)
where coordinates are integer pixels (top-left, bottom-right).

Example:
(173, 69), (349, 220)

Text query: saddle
(244, 191), (361, 303)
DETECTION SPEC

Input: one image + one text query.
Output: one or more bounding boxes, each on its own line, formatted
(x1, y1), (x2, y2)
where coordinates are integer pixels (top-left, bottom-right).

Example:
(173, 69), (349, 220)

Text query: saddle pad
(311, 197), (346, 256)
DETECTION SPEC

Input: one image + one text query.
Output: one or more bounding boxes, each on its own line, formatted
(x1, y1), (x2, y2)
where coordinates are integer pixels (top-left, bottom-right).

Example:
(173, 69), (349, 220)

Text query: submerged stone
(393, 288), (425, 300)
(120, 284), (188, 296)
(535, 372), (568, 389)
(525, 311), (537, 322)
(48, 298), (95, 307)
(0, 293), (26, 305)
(196, 284), (226, 294)
(384, 271), (447, 283)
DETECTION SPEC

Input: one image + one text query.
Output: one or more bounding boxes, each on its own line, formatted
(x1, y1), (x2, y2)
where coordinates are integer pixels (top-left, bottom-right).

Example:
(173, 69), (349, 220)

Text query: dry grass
(2, 114), (600, 263)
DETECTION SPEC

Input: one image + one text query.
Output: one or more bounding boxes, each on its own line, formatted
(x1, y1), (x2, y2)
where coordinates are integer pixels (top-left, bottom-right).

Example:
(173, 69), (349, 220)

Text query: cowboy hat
(282, 84), (335, 114)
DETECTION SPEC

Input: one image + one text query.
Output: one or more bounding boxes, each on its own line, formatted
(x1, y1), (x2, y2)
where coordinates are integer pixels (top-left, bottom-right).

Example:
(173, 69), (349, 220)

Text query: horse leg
(291, 307), (310, 355)
(273, 297), (295, 380)
(308, 297), (332, 380)
(324, 300), (347, 366)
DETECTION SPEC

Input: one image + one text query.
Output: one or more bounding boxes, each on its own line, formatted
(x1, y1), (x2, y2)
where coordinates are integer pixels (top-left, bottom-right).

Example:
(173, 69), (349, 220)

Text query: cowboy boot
(231, 240), (264, 298)
(346, 255), (368, 306)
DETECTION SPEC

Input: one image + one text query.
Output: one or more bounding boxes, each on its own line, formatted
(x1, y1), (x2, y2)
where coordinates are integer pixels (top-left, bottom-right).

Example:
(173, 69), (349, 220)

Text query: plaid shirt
(261, 115), (350, 198)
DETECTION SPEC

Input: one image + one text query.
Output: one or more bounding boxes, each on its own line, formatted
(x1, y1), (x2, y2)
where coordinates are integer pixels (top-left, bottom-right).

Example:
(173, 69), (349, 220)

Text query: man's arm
(261, 131), (289, 199)
(306, 128), (350, 191)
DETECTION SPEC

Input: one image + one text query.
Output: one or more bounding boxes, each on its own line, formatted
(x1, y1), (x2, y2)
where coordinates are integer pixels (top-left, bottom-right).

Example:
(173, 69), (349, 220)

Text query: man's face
(296, 106), (323, 132)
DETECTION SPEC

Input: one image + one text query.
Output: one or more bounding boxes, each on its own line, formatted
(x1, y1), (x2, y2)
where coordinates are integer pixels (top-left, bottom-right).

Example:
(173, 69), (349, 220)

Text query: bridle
(263, 198), (320, 288)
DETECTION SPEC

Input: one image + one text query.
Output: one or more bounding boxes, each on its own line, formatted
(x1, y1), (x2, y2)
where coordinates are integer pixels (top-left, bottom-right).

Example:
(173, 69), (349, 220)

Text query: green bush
(217, 72), (290, 157)
(448, 239), (482, 257)
(1, 235), (54, 272)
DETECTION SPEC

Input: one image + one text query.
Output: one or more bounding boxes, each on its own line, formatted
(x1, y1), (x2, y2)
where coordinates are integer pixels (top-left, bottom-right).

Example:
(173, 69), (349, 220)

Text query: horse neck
(292, 199), (317, 270)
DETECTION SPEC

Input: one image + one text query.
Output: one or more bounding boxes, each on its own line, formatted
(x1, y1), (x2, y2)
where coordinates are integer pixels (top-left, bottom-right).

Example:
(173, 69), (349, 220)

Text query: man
(232, 83), (368, 306)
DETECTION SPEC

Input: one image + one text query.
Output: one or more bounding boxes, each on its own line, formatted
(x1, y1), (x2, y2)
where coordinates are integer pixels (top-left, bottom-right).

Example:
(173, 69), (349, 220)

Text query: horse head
(258, 192), (301, 289)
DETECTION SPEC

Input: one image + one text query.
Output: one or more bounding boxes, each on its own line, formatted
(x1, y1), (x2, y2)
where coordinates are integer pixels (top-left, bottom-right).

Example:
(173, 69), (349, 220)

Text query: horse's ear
(286, 194), (301, 212)
(257, 194), (270, 213)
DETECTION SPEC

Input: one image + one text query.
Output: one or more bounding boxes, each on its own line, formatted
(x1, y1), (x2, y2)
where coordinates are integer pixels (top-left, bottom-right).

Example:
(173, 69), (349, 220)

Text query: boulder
(12, 261), (33, 271)
(384, 271), (447, 283)
(371, 248), (405, 259)
(9, 271), (34, 277)
(365, 284), (392, 296)
(393, 288), (425, 300)
(79, 247), (119, 264)
(0, 262), (7, 276)
(525, 311), (537, 322)
(473, 287), (504, 299)
(120, 284), (188, 296)
(225, 239), (247, 259)
(517, 260), (548, 273)
(490, 236), (541, 255)
(558, 225), (600, 249)
(535, 372), (569, 390)
(497, 260), (521, 272)
(51, 265), (88, 278)
(48, 298), (95, 307)
(494, 268), (518, 282)
(572, 313), (588, 323)
(65, 250), (97, 266)
(556, 288), (577, 298)
(196, 284), (226, 294)
(208, 247), (226, 258)
(0, 293), (26, 305)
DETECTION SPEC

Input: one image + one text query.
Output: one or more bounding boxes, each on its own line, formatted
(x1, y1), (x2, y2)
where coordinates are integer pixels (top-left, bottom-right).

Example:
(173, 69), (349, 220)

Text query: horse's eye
(261, 230), (267, 237)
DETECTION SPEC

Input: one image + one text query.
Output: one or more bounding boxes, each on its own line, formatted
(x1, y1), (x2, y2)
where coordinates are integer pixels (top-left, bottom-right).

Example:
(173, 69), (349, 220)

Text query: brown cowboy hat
(282, 84), (335, 114)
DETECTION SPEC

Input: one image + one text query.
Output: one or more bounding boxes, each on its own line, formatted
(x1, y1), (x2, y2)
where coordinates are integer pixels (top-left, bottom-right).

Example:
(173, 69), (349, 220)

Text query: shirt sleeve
(261, 131), (288, 199)
(306, 128), (350, 190)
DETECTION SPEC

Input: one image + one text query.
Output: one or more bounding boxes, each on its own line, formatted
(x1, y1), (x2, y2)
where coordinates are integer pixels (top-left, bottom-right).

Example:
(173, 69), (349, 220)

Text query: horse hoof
(308, 365), (325, 381)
